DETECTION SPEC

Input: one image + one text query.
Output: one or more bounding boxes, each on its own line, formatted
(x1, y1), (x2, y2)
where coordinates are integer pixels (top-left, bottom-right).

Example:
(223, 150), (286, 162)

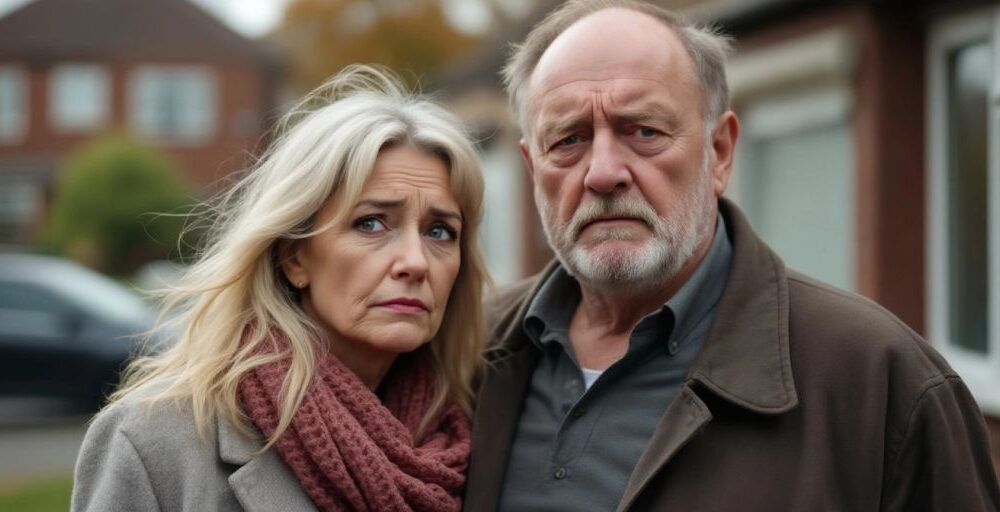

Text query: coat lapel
(463, 263), (557, 511)
(615, 386), (713, 512)
(217, 416), (317, 511)
(463, 345), (539, 511)
(617, 199), (799, 510)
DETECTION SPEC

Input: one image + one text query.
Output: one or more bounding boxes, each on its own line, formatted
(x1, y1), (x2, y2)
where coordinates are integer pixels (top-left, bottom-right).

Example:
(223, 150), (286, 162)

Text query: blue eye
(635, 127), (660, 138)
(427, 224), (457, 241)
(354, 217), (387, 232)
(553, 134), (583, 149)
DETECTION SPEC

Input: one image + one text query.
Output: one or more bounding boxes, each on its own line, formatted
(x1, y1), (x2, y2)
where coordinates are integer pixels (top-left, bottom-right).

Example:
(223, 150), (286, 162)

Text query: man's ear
(710, 111), (739, 196)
(277, 239), (309, 289)
(519, 139), (535, 179)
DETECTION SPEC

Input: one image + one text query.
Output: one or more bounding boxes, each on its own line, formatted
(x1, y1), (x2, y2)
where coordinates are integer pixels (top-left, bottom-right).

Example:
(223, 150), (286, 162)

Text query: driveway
(0, 399), (90, 484)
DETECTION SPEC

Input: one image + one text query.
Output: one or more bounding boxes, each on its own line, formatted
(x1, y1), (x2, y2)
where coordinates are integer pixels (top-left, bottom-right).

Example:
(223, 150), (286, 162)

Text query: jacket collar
(464, 199), (797, 511)
(217, 415), (317, 511)
(687, 198), (797, 414)
(492, 198), (797, 414)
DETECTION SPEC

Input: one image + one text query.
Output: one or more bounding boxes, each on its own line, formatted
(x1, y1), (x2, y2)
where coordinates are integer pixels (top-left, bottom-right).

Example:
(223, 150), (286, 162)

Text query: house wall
(728, 0), (1000, 478)
(732, 4), (925, 333)
(0, 58), (272, 189)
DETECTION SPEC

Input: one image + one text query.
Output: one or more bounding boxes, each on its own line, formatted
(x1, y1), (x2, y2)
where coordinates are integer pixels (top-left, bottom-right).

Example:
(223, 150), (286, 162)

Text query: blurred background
(0, 0), (998, 508)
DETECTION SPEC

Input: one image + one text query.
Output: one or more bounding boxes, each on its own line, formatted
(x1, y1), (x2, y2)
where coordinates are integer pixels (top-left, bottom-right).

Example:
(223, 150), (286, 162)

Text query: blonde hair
(113, 64), (487, 444)
(503, 0), (733, 134)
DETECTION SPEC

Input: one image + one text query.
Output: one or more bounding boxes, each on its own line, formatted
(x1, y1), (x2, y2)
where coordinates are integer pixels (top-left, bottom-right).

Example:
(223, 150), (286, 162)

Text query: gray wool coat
(71, 398), (317, 511)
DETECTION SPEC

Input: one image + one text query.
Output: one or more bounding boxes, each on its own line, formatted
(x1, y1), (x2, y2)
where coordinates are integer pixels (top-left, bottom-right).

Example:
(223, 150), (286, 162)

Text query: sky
(0, 0), (513, 37)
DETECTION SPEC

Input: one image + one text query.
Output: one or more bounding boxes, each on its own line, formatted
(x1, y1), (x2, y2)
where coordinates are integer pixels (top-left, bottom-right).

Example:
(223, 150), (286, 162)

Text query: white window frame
(726, 28), (858, 292)
(48, 63), (111, 133)
(927, 7), (1000, 414)
(0, 65), (28, 144)
(127, 65), (217, 145)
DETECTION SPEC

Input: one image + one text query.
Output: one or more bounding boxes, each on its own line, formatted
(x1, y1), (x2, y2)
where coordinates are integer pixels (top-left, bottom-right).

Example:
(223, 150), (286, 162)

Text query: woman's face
(282, 145), (462, 383)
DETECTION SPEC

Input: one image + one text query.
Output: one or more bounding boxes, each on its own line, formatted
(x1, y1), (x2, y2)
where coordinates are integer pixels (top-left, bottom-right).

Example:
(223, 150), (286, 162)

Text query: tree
(274, 0), (482, 92)
(42, 136), (196, 275)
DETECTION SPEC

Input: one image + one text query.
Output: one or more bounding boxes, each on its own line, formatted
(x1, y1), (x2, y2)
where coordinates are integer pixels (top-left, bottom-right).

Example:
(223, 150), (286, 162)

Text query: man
(463, 1), (1000, 511)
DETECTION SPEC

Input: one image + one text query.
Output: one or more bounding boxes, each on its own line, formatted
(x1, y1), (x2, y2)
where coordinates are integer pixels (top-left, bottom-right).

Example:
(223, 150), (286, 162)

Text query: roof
(0, 0), (280, 63)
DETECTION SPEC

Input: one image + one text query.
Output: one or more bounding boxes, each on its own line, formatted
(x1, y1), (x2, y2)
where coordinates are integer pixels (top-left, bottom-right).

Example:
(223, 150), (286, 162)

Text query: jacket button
(554, 467), (567, 479)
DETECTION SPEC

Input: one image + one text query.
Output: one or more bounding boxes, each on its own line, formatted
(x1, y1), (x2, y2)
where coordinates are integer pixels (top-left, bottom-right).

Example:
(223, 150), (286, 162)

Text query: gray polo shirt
(497, 215), (732, 512)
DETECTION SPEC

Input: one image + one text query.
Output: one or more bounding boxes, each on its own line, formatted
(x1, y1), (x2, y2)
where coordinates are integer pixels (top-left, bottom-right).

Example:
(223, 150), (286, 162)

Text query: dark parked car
(0, 254), (154, 413)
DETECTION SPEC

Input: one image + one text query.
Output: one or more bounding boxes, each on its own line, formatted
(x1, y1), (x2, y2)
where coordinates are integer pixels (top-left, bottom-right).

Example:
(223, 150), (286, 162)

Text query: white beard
(536, 153), (716, 293)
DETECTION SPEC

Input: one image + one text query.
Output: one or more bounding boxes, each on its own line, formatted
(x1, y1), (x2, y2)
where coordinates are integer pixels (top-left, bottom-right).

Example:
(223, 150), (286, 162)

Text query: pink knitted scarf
(238, 337), (470, 512)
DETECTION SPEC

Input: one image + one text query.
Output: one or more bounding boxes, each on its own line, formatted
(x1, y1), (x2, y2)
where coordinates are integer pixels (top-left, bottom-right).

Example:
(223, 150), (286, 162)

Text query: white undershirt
(581, 367), (603, 390)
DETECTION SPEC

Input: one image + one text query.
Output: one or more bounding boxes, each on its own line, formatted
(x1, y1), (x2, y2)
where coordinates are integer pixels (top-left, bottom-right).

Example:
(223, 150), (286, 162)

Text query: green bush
(43, 136), (196, 275)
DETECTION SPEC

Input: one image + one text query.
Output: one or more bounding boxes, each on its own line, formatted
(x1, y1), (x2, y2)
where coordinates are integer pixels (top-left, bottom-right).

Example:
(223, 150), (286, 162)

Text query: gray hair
(502, 0), (733, 133)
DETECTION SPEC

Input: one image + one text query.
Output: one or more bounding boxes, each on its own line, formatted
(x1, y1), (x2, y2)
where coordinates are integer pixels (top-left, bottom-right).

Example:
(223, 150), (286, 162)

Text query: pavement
(0, 399), (91, 485)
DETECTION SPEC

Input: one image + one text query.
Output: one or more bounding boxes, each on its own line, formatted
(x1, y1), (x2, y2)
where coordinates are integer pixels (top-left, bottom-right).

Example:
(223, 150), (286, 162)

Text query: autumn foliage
(274, 0), (481, 92)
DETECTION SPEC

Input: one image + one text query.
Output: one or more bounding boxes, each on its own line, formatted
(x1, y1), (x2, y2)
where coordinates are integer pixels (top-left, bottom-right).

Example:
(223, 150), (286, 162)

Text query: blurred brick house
(440, 0), (1000, 475)
(0, 0), (283, 244)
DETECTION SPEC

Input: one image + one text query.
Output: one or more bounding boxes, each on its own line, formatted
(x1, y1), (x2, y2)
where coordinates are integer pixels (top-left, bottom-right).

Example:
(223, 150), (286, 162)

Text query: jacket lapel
(464, 263), (558, 511)
(217, 416), (317, 511)
(617, 199), (799, 510)
(615, 386), (713, 512)
(463, 345), (539, 511)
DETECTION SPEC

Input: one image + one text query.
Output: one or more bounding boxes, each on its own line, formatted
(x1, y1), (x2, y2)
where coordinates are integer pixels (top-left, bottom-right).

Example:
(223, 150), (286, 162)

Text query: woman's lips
(377, 298), (428, 313)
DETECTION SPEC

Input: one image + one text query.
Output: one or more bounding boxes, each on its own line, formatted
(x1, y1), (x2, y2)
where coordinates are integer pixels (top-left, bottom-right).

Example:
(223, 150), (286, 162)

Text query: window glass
(0, 182), (41, 243)
(129, 66), (216, 142)
(49, 64), (110, 131)
(945, 40), (991, 354)
(733, 88), (855, 291)
(0, 67), (27, 142)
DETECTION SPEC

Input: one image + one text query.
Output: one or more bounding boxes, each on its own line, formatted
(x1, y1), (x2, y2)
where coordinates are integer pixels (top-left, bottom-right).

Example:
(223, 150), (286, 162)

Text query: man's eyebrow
(612, 104), (681, 126)
(539, 115), (589, 139)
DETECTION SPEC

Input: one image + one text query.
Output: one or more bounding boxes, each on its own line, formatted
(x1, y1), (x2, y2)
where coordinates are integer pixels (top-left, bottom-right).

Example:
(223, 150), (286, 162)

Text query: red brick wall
(0, 58), (275, 192)
(730, 3), (1000, 479)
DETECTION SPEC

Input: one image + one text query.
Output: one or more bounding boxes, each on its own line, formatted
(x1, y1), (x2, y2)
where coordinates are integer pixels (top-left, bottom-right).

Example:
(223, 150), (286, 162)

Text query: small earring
(296, 281), (305, 288)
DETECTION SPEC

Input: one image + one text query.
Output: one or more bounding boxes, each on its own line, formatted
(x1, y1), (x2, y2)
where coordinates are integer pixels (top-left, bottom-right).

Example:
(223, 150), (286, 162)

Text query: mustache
(566, 196), (660, 239)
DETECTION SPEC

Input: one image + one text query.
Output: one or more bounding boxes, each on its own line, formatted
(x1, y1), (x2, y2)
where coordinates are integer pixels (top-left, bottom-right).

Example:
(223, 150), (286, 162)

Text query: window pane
(946, 40), (990, 353)
(49, 64), (109, 131)
(0, 67), (27, 141)
(0, 182), (42, 243)
(742, 123), (855, 291)
(130, 67), (215, 141)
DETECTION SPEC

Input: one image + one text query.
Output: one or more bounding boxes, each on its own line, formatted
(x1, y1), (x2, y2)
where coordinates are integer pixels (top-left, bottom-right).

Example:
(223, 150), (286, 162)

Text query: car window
(0, 281), (71, 314)
(0, 281), (74, 339)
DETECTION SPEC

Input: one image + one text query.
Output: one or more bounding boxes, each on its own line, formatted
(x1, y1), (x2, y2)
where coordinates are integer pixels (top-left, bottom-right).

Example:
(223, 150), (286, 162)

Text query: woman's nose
(390, 230), (429, 281)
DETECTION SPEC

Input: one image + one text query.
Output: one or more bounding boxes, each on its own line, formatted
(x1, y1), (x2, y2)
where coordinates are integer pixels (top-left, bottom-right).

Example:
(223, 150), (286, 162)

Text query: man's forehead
(529, 8), (686, 88)
(535, 79), (673, 117)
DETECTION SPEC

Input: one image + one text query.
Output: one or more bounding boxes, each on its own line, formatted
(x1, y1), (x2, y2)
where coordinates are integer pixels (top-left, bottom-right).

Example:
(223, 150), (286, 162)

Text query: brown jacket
(464, 199), (1000, 511)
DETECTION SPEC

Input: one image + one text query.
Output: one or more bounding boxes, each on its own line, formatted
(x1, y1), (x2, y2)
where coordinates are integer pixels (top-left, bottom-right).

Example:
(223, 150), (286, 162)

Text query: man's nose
(583, 130), (632, 194)
(390, 229), (429, 281)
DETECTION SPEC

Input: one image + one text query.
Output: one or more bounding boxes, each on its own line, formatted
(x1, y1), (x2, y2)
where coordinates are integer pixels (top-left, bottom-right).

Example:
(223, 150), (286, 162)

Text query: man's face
(521, 8), (730, 290)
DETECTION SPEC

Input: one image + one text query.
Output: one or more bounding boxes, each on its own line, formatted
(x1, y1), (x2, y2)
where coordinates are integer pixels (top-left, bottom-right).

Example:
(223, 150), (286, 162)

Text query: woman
(72, 65), (487, 512)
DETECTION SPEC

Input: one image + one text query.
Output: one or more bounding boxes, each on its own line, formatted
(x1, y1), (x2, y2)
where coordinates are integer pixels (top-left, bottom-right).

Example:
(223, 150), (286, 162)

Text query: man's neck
(568, 231), (715, 369)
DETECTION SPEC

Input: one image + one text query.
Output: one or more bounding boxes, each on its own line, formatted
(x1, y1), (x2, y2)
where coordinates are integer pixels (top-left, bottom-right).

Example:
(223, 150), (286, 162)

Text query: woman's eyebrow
(355, 198), (405, 209)
(430, 207), (462, 222)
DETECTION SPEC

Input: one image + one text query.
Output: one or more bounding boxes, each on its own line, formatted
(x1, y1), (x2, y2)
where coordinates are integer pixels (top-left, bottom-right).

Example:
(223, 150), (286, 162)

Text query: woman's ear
(278, 239), (309, 289)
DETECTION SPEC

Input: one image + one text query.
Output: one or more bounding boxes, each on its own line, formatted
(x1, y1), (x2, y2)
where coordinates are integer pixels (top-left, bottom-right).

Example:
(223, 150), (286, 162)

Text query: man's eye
(554, 134), (583, 148)
(427, 224), (458, 241)
(634, 127), (660, 138)
(354, 217), (387, 232)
